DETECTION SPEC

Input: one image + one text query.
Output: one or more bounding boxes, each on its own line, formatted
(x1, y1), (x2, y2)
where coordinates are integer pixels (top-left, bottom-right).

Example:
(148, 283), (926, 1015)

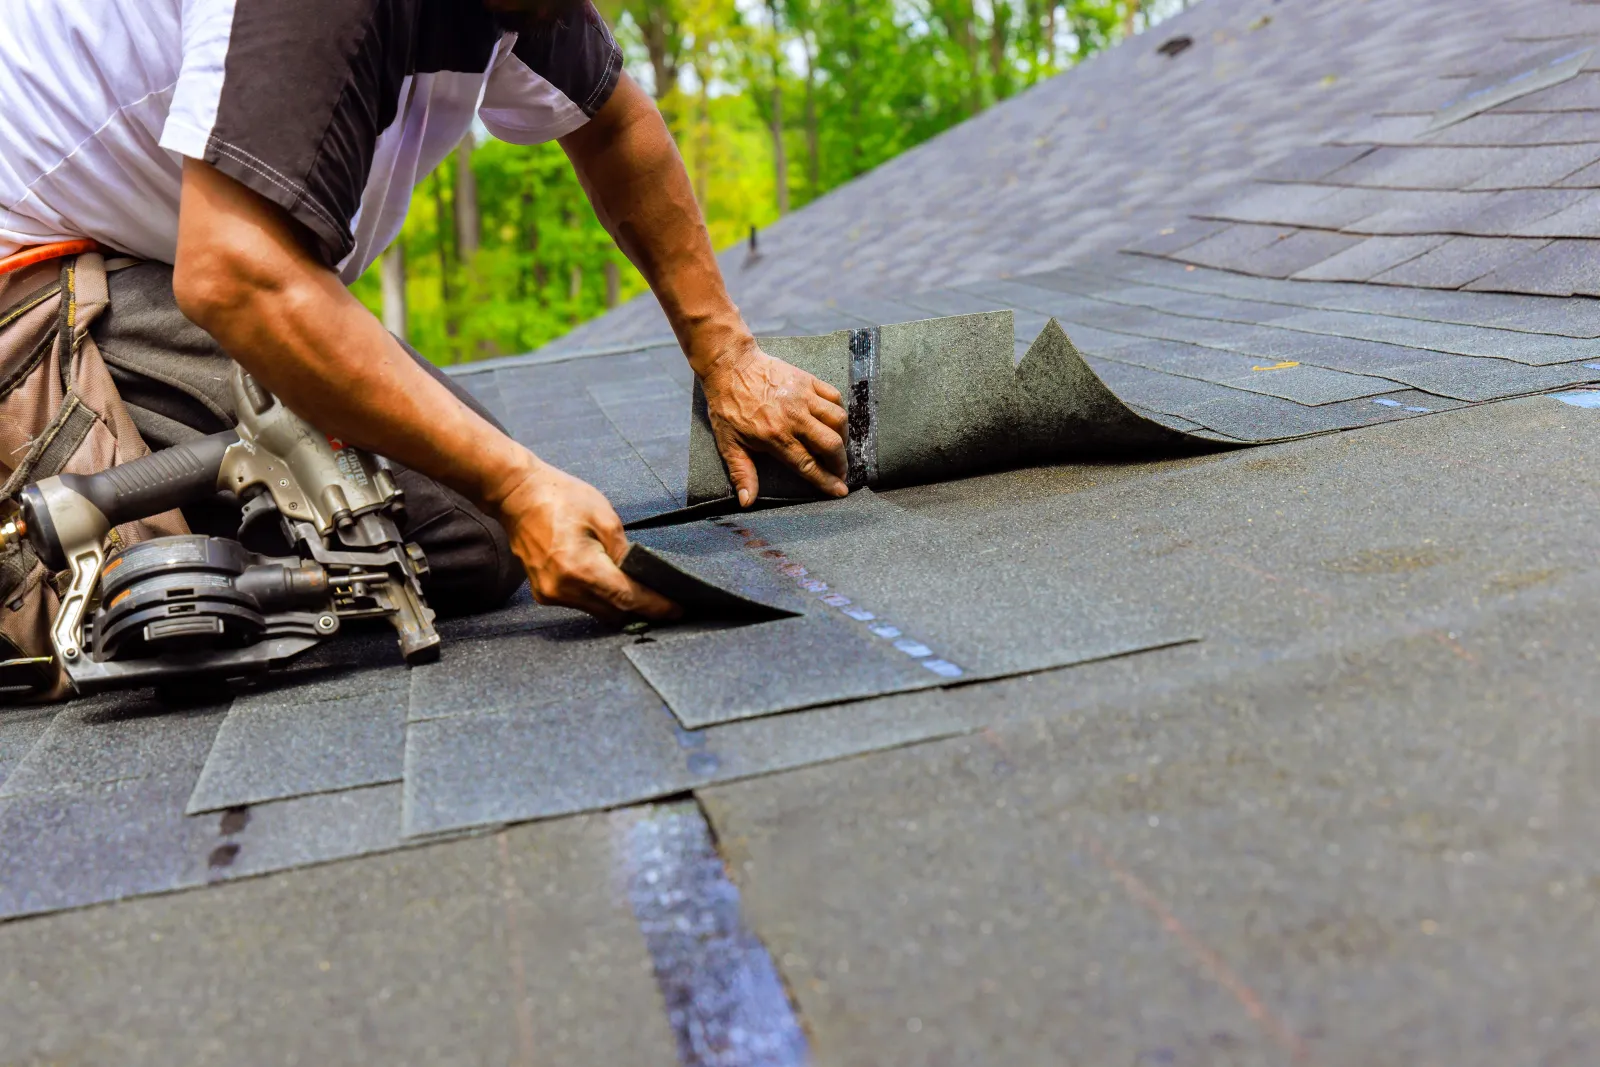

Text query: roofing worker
(0, 0), (849, 635)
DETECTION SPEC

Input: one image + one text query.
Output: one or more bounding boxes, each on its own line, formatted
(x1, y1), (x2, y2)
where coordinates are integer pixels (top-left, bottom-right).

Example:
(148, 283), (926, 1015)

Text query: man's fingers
(779, 438), (848, 497)
(811, 377), (844, 406)
(533, 554), (681, 623)
(591, 566), (682, 622)
(795, 417), (847, 477)
(589, 509), (629, 564)
(721, 441), (760, 507)
(808, 392), (848, 434)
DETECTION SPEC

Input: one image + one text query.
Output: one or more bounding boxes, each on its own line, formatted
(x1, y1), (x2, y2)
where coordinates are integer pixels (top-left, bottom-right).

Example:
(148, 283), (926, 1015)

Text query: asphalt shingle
(1347, 188), (1587, 236)
(0, 707), (54, 789)
(406, 620), (635, 724)
(1370, 236), (1550, 289)
(1292, 235), (1450, 281)
(0, 815), (682, 1067)
(1510, 191), (1600, 237)
(1169, 223), (1305, 272)
(1271, 306), (1599, 364)
(1464, 142), (1600, 190)
(185, 674), (409, 815)
(1494, 70), (1600, 110)
(625, 613), (936, 728)
(1254, 144), (1376, 183)
(1323, 146), (1511, 189)
(0, 697), (226, 800)
(1468, 237), (1600, 295)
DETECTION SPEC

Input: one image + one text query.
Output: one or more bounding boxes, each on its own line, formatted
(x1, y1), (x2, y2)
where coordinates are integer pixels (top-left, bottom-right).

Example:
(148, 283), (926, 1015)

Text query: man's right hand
(491, 456), (681, 625)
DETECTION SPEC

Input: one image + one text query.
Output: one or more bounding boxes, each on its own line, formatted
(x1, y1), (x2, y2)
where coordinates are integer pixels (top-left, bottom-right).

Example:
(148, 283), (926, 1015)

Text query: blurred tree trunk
(453, 134), (480, 261)
(767, 0), (789, 216)
(799, 25), (820, 199)
(519, 190), (545, 300)
(928, 0), (985, 115)
(990, 2), (1013, 100)
(379, 240), (407, 342)
(605, 260), (620, 308)
(630, 0), (684, 119)
(1124, 0), (1142, 37)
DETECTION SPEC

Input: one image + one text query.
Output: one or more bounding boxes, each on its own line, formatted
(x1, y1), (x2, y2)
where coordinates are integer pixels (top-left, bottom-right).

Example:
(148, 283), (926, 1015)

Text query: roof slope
(1154, 27), (1600, 294)
(8, 2), (1600, 1061)
(544, 0), (1568, 356)
(6, 8), (1600, 1061)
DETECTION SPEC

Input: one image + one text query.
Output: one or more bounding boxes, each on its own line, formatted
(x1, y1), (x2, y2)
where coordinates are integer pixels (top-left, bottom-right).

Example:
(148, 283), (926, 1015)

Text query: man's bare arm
(172, 157), (676, 623)
(560, 74), (849, 505)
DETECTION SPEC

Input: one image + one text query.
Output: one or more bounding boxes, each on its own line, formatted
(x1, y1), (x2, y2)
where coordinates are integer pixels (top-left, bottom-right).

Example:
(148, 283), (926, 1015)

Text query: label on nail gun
(326, 436), (371, 489)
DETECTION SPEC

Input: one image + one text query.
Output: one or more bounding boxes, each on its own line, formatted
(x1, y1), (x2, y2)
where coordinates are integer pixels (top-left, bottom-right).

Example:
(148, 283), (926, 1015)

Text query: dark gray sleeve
(508, 2), (624, 119)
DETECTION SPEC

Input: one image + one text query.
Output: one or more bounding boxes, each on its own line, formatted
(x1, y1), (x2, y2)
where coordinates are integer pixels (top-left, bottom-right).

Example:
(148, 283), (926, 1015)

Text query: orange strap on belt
(0, 239), (102, 278)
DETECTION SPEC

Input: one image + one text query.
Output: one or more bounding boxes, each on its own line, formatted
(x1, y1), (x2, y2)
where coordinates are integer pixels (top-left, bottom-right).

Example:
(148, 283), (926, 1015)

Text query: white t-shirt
(0, 0), (622, 283)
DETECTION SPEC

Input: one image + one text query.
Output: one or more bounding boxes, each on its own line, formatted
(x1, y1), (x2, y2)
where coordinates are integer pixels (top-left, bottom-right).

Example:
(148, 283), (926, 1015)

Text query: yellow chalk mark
(1251, 361), (1299, 371)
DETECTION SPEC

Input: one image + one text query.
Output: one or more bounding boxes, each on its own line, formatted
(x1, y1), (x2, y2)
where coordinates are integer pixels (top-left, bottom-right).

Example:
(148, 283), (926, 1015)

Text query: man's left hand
(699, 339), (849, 506)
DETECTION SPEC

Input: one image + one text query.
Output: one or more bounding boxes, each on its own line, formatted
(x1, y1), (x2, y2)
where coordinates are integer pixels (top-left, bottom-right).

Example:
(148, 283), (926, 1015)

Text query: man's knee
(393, 468), (524, 618)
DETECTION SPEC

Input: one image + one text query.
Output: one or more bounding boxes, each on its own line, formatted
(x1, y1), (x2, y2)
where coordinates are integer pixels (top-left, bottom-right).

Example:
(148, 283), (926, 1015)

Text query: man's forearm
(173, 159), (536, 518)
(561, 74), (748, 376)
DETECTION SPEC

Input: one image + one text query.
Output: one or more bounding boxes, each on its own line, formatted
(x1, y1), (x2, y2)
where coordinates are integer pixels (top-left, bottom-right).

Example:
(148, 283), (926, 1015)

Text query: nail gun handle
(22, 430), (239, 569)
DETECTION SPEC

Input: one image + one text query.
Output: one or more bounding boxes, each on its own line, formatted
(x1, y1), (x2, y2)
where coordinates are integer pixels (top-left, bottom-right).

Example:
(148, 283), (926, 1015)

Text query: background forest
(354, 0), (1196, 364)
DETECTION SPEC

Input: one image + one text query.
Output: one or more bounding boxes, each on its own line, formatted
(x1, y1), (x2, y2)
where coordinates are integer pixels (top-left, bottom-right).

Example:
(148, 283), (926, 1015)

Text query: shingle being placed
(625, 613), (935, 728)
(627, 603), (1190, 730)
(619, 540), (805, 623)
(685, 312), (1202, 507)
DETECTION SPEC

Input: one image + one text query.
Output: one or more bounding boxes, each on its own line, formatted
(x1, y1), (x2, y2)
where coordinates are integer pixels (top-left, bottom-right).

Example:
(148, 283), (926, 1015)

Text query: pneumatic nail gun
(0, 366), (439, 696)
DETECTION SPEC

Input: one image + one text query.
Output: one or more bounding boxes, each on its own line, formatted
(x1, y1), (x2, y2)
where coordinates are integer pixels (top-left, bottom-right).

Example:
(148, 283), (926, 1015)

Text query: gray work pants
(91, 262), (524, 618)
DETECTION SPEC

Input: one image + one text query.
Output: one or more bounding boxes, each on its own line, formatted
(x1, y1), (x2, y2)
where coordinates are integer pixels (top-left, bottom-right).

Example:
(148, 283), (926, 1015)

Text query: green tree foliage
(353, 0), (1190, 364)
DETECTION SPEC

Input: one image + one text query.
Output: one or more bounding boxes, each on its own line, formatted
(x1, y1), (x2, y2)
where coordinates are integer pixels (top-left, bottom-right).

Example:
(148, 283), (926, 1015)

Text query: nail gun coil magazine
(90, 536), (331, 662)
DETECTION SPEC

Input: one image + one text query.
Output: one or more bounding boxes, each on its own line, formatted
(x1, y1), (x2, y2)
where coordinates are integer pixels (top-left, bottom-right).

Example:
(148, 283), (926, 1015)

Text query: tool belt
(0, 245), (188, 700)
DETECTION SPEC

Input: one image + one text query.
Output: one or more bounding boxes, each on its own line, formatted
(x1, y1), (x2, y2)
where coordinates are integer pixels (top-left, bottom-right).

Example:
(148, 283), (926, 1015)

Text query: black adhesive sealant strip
(846, 326), (880, 490)
(620, 802), (811, 1067)
(712, 516), (967, 681)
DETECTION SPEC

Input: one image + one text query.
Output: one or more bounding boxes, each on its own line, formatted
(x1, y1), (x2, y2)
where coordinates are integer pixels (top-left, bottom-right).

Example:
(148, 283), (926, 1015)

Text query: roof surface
(5, 1), (1600, 1063)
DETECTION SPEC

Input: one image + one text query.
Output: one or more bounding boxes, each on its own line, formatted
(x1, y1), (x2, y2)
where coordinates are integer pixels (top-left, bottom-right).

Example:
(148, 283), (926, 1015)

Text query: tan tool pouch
(0, 253), (190, 701)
